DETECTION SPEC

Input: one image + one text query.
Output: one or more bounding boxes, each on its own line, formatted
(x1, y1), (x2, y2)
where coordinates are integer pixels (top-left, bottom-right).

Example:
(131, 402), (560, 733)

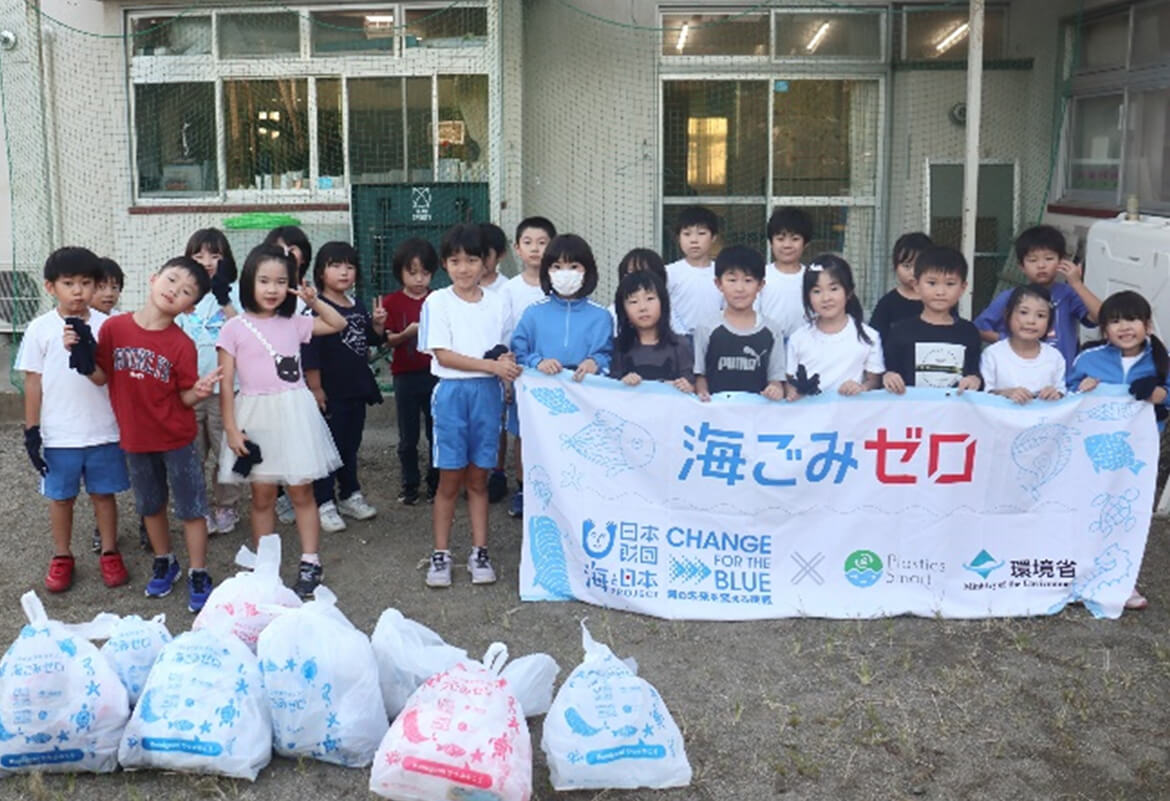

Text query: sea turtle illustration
(1089, 489), (1140, 536)
(217, 699), (240, 728)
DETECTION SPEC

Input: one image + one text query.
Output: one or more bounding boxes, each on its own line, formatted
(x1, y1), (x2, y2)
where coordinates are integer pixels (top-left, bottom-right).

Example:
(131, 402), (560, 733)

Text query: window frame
(125, 2), (492, 206)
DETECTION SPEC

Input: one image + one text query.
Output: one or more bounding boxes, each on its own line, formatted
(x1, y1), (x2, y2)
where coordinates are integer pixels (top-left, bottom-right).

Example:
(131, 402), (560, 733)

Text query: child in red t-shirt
(66, 256), (222, 613)
(381, 238), (440, 505)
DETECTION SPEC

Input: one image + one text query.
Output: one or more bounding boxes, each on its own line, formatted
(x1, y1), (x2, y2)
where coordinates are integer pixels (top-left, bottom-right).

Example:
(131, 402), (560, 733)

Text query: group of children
(16, 206), (1170, 611)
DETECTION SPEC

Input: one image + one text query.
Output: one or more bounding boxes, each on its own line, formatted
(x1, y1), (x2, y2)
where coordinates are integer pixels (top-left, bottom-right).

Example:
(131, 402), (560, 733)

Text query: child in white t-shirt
(785, 255), (884, 399)
(757, 207), (813, 339)
(980, 284), (1065, 403)
(665, 205), (722, 336)
(479, 222), (510, 293)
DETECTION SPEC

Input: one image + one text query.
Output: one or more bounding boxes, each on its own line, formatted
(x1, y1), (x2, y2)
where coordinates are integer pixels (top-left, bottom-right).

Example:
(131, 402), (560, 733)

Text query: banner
(516, 372), (1158, 620)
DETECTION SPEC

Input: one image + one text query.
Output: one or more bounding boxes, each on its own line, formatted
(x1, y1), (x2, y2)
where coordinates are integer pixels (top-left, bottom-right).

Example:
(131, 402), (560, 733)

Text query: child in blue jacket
(1067, 290), (1169, 611)
(511, 234), (613, 382)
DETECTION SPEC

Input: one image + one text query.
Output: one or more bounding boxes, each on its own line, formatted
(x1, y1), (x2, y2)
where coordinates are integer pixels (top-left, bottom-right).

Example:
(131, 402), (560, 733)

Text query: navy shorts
(125, 443), (209, 521)
(432, 377), (504, 470)
(41, 442), (130, 501)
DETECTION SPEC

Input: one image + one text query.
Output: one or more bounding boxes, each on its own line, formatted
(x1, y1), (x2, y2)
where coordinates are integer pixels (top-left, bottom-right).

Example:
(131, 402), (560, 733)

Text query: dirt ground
(1, 413), (1168, 801)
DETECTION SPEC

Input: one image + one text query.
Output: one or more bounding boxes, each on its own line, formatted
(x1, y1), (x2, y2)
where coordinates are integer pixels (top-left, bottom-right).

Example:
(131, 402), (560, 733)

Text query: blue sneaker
(145, 556), (180, 598)
(187, 569), (214, 613)
(507, 489), (523, 519)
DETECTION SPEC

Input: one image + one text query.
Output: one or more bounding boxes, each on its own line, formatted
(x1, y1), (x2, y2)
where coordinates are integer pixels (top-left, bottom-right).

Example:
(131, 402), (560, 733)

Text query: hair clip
(808, 263), (825, 272)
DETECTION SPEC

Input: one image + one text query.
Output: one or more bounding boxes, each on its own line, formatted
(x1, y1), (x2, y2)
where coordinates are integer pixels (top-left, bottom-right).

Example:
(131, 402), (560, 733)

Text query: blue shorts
(432, 377), (504, 470)
(125, 444), (209, 521)
(41, 442), (130, 501)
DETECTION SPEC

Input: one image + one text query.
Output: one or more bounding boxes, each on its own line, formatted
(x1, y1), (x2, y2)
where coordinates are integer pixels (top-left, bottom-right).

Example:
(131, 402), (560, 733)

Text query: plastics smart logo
(844, 550), (883, 588)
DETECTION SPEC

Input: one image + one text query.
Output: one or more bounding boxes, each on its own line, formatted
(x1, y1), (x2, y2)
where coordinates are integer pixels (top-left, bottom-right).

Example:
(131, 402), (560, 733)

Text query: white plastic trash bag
(541, 622), (691, 791)
(118, 628), (272, 781)
(193, 534), (301, 651)
(99, 614), (172, 707)
(0, 592), (129, 776)
(370, 608), (467, 720)
(370, 643), (556, 801)
(257, 585), (388, 767)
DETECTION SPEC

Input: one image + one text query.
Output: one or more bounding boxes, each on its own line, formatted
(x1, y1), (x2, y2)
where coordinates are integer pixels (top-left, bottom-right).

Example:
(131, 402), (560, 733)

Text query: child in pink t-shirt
(216, 245), (346, 599)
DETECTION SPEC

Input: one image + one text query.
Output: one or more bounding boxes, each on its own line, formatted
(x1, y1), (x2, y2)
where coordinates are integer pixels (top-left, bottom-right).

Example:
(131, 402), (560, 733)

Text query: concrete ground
(0, 397), (1168, 800)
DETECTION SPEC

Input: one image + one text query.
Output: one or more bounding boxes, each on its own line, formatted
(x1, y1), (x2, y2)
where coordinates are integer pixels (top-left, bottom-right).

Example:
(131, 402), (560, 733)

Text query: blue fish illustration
(24, 732), (52, 744)
(168, 719), (196, 732)
(564, 707), (604, 737)
(611, 725), (639, 738)
(528, 465), (553, 511)
(561, 410), (655, 476)
(531, 386), (579, 416)
(1077, 401), (1142, 422)
(529, 516), (572, 599)
(1011, 422), (1076, 498)
(1085, 432), (1145, 475)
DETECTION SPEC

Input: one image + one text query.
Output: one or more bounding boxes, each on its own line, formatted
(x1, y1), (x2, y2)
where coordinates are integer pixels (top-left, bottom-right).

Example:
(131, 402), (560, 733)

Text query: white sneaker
(426, 550), (452, 588)
(205, 513), (220, 535)
(337, 492), (376, 520)
(275, 493), (296, 524)
(318, 501), (347, 533)
(468, 547), (497, 585)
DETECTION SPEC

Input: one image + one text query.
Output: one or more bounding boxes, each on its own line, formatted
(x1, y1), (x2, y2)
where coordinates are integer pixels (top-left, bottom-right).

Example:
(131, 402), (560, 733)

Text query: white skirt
(217, 388), (342, 486)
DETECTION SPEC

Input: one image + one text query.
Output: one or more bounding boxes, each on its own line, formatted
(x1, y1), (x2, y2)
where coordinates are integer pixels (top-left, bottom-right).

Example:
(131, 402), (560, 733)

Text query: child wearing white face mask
(510, 234), (614, 383)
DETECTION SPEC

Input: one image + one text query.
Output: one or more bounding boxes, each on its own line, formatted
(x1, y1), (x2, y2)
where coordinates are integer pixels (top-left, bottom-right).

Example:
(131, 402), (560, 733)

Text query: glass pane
(774, 12), (882, 59)
(135, 83), (217, 197)
(1133, 1), (1170, 67)
(662, 13), (768, 56)
(773, 80), (878, 197)
(317, 78), (344, 190)
(348, 77), (405, 184)
(406, 77), (433, 181)
(1124, 88), (1170, 207)
(1075, 11), (1128, 72)
(902, 8), (1006, 60)
(663, 80), (768, 197)
(311, 10), (396, 55)
(437, 75), (489, 182)
(223, 79), (309, 190)
(219, 12), (300, 58)
(405, 6), (487, 48)
(662, 204), (766, 261)
(1067, 94), (1122, 193)
(130, 15), (210, 56)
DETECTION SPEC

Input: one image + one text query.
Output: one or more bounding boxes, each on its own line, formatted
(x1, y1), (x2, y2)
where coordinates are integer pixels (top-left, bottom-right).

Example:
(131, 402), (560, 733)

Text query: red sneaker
(99, 552), (129, 588)
(45, 555), (75, 593)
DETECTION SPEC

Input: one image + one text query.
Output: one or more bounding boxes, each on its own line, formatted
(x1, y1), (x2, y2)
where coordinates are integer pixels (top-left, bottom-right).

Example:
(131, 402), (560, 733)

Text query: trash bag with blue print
(99, 614), (172, 707)
(257, 585), (388, 767)
(541, 621), (691, 791)
(117, 626), (272, 780)
(369, 642), (558, 801)
(370, 608), (468, 721)
(0, 592), (129, 776)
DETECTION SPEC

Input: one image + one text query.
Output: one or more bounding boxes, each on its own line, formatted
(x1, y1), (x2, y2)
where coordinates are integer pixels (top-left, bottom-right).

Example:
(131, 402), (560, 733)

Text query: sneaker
(275, 493), (296, 524)
(337, 492), (376, 520)
(487, 470), (508, 504)
(426, 550), (452, 588)
(187, 569), (214, 613)
(45, 555), (75, 593)
(398, 487), (420, 506)
(293, 561), (323, 599)
(99, 552), (129, 588)
(318, 501), (347, 533)
(508, 490), (524, 519)
(90, 527), (101, 554)
(139, 519), (150, 551)
(204, 513), (219, 536)
(212, 507), (239, 535)
(468, 547), (497, 585)
(145, 556), (181, 598)
(426, 484), (437, 503)
(1125, 589), (1149, 610)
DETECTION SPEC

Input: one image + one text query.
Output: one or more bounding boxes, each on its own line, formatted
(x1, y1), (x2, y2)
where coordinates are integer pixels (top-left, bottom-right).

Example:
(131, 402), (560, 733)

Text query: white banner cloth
(516, 372), (1157, 620)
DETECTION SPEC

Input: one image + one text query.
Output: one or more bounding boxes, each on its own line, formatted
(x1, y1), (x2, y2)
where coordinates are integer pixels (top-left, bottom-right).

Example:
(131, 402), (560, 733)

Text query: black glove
(232, 439), (263, 477)
(790, 364), (821, 396)
(1129, 375), (1161, 401)
(210, 269), (233, 307)
(24, 425), (47, 476)
(65, 316), (96, 376)
(1156, 405), (1168, 423)
(483, 344), (508, 360)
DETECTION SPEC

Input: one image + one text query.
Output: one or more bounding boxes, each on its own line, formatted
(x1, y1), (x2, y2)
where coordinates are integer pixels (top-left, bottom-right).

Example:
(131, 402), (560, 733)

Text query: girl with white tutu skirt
(216, 245), (346, 599)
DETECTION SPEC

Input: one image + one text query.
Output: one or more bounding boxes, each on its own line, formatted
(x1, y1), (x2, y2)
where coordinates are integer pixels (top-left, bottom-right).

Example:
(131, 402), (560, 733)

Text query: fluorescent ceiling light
(936, 22), (969, 53)
(806, 22), (830, 53)
(676, 22), (689, 52)
(365, 14), (395, 24)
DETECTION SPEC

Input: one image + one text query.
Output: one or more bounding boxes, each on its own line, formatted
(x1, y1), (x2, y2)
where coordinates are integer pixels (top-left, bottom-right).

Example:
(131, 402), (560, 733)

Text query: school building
(0, 0), (1164, 331)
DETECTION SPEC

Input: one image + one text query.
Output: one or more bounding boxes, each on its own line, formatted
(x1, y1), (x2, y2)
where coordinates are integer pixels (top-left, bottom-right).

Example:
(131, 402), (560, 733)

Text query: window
(900, 6), (1007, 61)
(662, 12), (769, 57)
(1074, 11), (1129, 73)
(126, 5), (492, 203)
(773, 11), (884, 60)
(1066, 94), (1123, 195)
(1124, 88), (1170, 207)
(1132, 1), (1170, 68)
